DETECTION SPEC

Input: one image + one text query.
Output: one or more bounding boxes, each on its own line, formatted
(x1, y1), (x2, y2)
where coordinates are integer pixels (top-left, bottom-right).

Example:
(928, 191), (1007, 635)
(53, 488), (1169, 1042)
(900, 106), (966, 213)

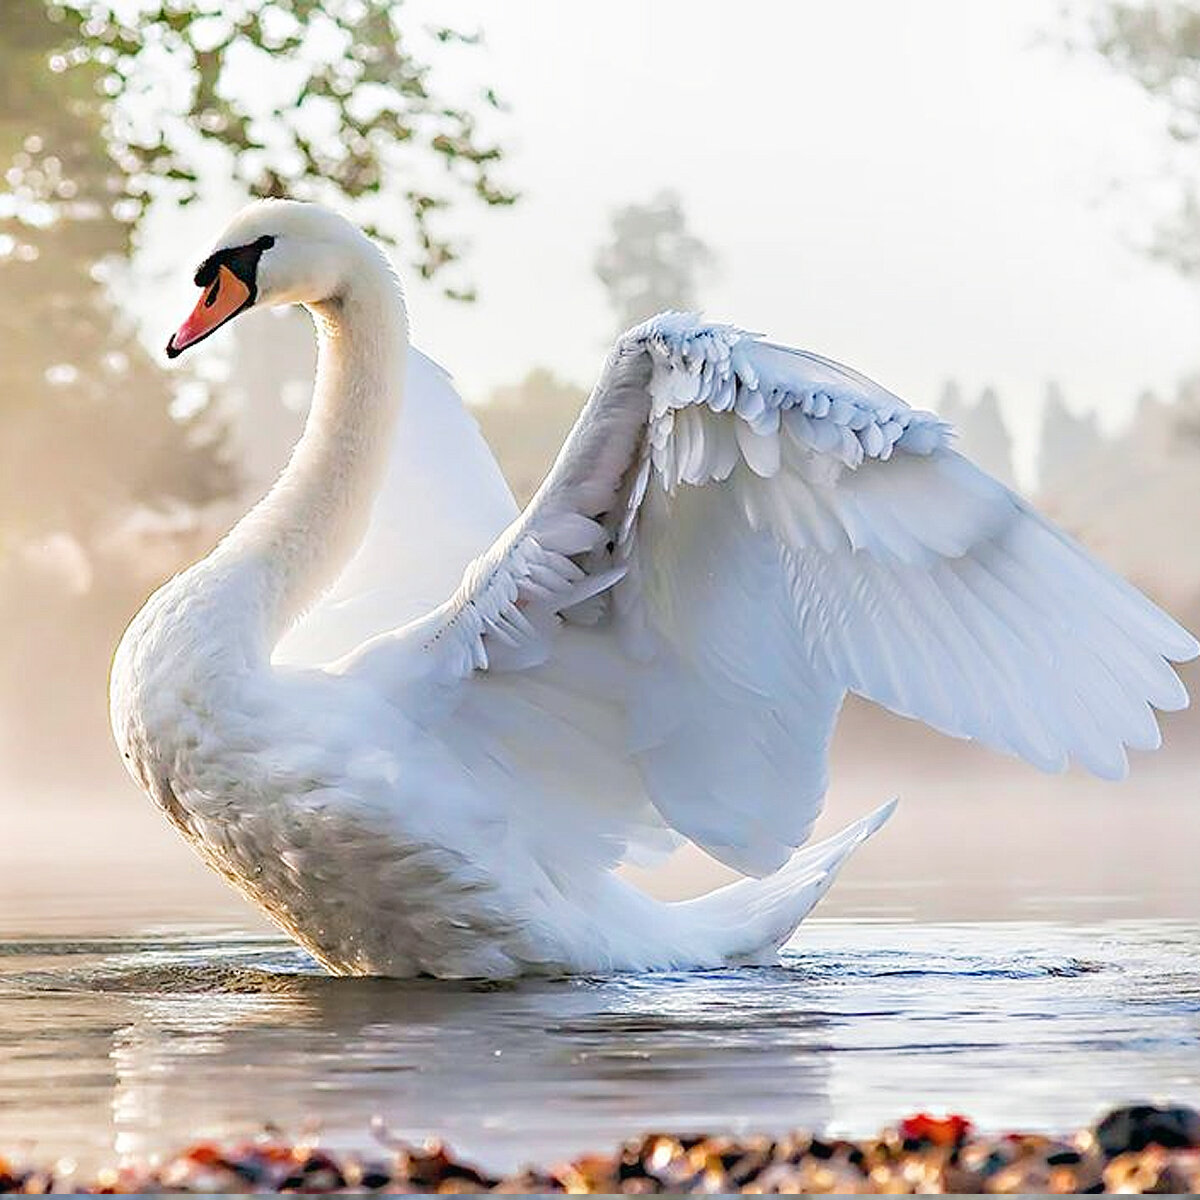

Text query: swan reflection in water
(101, 939), (836, 1170)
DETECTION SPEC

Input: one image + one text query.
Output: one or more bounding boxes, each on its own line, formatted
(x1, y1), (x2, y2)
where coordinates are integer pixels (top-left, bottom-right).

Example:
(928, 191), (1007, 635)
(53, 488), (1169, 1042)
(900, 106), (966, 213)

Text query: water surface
(2, 918), (1198, 1173)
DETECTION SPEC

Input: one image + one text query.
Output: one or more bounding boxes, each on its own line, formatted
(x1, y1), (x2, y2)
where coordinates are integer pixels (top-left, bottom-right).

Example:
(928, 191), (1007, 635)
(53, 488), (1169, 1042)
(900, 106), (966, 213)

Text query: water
(2, 918), (1199, 1173)
(5, 767), (1200, 1173)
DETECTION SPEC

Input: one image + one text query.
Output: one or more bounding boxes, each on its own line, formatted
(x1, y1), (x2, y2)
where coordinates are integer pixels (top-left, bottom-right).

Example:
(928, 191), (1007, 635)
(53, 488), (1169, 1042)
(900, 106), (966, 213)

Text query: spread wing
(346, 315), (1197, 876)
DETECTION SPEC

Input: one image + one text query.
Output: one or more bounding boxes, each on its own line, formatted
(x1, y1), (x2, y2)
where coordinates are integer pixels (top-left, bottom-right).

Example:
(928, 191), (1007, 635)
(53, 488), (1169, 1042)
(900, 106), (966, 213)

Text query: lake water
(4, 759), (1200, 1175)
(2, 917), (1199, 1174)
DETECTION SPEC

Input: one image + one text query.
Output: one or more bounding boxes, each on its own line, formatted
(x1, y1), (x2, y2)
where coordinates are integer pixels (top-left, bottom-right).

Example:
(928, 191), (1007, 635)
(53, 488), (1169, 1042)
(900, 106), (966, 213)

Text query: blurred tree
(936, 380), (1015, 488)
(937, 379), (967, 415)
(0, 0), (516, 788)
(0, 0), (238, 785)
(0, 0), (231, 549)
(475, 368), (586, 505)
(970, 386), (1016, 489)
(1037, 381), (1102, 494)
(38, 0), (517, 297)
(594, 191), (714, 333)
(1087, 1), (1200, 277)
(1, 0), (516, 543)
(1169, 373), (1200, 442)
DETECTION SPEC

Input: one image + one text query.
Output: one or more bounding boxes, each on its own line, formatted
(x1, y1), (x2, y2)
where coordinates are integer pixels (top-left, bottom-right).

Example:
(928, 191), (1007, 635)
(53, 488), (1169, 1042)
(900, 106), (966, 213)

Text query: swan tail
(676, 799), (897, 964)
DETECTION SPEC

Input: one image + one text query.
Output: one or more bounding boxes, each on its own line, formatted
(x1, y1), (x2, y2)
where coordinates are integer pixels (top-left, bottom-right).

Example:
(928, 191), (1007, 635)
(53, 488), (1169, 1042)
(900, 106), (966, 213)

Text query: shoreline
(3, 1105), (1199, 1194)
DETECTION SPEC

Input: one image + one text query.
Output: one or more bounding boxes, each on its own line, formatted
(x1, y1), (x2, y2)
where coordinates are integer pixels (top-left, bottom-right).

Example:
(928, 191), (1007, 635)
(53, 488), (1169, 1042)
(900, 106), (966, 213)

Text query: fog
(136, 1), (1200, 477)
(3, 0), (1199, 930)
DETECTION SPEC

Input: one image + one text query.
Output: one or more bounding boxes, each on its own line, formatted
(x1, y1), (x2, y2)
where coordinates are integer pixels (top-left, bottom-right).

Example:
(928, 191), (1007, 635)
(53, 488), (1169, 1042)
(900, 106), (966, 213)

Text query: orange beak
(166, 264), (252, 358)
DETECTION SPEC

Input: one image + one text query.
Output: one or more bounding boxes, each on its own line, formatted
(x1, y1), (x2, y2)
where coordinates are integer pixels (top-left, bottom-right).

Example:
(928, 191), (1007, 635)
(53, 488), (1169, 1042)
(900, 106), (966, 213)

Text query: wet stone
(1094, 1103), (1200, 1157)
(3, 1105), (1200, 1193)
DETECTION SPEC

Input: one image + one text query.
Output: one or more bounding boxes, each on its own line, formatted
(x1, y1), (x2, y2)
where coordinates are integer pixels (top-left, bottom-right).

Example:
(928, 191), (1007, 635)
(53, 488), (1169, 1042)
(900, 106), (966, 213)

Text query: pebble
(2, 1103), (1199, 1193)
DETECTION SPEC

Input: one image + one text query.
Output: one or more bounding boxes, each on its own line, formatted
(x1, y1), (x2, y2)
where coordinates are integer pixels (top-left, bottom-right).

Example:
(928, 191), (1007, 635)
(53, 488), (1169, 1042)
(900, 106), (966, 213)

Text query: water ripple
(0, 918), (1198, 1174)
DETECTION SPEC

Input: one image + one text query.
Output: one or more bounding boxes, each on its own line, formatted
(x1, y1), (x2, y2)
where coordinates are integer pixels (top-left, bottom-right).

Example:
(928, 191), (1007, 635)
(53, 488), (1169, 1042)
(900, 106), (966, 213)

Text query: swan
(110, 200), (1198, 978)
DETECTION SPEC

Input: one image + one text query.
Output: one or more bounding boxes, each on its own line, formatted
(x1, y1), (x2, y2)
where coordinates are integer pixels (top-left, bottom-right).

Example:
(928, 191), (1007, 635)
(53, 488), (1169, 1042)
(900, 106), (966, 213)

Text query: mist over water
(5, 732), (1200, 1172)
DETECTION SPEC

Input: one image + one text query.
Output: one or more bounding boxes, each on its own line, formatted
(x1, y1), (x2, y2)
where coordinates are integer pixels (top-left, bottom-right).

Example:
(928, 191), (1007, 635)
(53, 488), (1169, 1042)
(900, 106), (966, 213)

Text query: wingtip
(867, 796), (900, 833)
(1175, 630), (1200, 665)
(844, 797), (899, 847)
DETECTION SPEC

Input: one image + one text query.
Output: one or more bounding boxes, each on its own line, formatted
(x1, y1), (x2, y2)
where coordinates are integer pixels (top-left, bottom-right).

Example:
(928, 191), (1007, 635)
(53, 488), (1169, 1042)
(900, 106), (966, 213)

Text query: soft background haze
(4, 0), (1200, 930)
(137, 0), (1200, 481)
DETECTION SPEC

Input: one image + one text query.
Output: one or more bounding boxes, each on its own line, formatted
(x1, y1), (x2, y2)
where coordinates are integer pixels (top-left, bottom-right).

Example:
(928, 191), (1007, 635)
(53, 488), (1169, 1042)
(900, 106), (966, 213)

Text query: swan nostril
(203, 279), (220, 308)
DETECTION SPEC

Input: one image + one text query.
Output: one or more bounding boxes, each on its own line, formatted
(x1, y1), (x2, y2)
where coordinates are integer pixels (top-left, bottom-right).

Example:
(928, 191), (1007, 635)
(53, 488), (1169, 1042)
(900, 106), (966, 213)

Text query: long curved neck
(210, 257), (408, 651)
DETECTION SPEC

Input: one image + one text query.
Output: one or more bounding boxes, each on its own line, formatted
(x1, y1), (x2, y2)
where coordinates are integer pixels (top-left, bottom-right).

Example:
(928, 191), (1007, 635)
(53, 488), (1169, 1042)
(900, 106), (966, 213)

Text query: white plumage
(110, 201), (1196, 977)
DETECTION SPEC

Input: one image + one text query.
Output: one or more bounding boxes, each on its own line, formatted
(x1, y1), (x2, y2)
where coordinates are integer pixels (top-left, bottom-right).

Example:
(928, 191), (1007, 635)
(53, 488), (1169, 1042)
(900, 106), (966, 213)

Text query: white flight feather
(366, 311), (1195, 878)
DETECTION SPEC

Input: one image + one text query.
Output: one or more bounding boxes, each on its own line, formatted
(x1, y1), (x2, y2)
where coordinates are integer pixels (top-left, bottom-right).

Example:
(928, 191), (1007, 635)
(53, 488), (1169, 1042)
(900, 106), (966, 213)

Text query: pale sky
(142, 0), (1200, 486)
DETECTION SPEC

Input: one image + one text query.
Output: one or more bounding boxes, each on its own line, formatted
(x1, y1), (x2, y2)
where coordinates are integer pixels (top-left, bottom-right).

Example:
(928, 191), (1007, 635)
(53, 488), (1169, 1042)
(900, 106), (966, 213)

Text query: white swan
(111, 201), (1197, 978)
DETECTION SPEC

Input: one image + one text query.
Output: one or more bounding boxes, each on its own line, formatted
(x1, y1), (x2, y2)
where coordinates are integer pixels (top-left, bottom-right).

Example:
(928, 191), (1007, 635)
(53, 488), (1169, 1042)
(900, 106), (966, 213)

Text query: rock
(1094, 1104), (1200, 1157)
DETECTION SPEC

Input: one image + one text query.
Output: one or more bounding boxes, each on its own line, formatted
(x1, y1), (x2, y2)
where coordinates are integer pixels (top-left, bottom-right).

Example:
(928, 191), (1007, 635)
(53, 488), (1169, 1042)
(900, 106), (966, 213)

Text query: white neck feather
(209, 253), (409, 651)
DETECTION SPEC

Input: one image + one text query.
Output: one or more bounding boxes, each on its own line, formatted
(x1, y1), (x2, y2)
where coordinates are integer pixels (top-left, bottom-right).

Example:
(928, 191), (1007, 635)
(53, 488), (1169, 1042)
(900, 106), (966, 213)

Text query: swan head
(166, 199), (387, 358)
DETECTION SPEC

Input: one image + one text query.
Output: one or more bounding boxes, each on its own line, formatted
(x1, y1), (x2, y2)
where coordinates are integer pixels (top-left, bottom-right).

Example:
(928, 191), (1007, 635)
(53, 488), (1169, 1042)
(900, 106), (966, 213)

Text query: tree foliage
(0, 0), (516, 540)
(24, 0), (517, 297)
(1, 0), (231, 545)
(1088, 0), (1200, 277)
(594, 191), (714, 334)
